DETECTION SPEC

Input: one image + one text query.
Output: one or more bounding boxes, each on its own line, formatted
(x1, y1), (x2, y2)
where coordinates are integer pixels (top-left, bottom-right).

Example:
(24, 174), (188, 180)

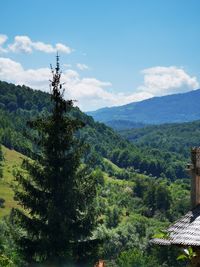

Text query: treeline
(117, 121), (200, 180)
(0, 81), (52, 112)
(109, 148), (186, 181)
(120, 121), (200, 160)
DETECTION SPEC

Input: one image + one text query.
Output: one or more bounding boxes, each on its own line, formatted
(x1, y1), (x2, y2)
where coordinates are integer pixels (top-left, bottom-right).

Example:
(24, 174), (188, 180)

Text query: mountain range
(87, 89), (200, 127)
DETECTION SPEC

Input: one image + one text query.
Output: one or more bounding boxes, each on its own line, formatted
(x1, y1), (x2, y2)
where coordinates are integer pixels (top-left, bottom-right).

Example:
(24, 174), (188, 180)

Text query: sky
(1, 0), (200, 111)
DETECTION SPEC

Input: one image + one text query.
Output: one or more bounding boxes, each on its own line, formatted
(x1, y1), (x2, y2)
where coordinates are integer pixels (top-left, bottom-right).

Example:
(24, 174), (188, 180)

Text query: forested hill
(119, 120), (200, 161)
(0, 80), (188, 180)
(87, 89), (200, 126)
(0, 80), (136, 156)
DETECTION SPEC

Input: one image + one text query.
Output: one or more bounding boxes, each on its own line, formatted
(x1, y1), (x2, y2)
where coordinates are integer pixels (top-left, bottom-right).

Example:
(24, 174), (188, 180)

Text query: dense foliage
(0, 81), (52, 113)
(92, 169), (189, 267)
(118, 121), (200, 180)
(1, 166), (190, 266)
(120, 121), (200, 160)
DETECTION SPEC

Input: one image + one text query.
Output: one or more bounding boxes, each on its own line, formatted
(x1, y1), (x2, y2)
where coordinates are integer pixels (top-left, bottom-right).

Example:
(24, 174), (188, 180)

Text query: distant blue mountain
(87, 89), (200, 125)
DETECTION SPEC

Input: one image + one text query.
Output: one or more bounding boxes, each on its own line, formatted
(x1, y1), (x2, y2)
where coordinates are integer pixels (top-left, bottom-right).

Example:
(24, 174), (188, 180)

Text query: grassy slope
(0, 147), (135, 218)
(0, 146), (25, 218)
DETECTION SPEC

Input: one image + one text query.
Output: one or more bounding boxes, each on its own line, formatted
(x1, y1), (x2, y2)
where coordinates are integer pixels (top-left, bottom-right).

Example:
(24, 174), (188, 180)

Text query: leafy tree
(143, 180), (171, 217)
(106, 207), (120, 228)
(12, 56), (98, 264)
(0, 219), (23, 267)
(7, 102), (17, 112)
(116, 249), (158, 267)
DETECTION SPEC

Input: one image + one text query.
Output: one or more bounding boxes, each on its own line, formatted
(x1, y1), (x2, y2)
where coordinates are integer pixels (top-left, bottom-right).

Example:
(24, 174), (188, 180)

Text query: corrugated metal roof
(151, 205), (200, 246)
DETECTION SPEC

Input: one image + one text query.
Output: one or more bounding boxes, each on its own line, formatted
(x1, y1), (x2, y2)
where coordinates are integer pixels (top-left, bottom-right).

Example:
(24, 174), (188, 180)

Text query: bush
(116, 249), (158, 267)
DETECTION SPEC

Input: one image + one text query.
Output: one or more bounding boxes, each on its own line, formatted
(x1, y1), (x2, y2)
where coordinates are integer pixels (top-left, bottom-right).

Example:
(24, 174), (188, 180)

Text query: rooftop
(152, 205), (200, 247)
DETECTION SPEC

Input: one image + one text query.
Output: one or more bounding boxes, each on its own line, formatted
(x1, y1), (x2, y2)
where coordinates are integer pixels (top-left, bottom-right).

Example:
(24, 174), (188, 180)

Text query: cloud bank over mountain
(0, 56), (198, 111)
(0, 34), (199, 111)
(138, 66), (199, 96)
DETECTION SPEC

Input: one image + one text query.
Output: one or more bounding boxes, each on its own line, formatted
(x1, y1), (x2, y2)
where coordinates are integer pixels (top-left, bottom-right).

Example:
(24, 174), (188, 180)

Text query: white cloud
(0, 57), (50, 89)
(32, 41), (55, 53)
(138, 66), (199, 96)
(76, 63), (89, 70)
(0, 57), (151, 111)
(7, 35), (72, 54)
(56, 43), (72, 54)
(0, 58), (198, 111)
(0, 34), (8, 53)
(9, 36), (32, 53)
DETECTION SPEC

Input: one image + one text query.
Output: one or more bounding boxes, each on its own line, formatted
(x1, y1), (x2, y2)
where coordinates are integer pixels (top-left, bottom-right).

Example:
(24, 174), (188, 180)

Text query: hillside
(0, 80), (138, 157)
(0, 81), (192, 266)
(119, 120), (200, 160)
(87, 89), (200, 126)
(0, 80), (187, 180)
(0, 145), (190, 267)
(0, 146), (25, 218)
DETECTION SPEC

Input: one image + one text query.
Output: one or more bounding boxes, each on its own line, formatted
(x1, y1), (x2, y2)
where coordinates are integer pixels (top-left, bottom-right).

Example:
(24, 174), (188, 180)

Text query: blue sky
(1, 0), (200, 111)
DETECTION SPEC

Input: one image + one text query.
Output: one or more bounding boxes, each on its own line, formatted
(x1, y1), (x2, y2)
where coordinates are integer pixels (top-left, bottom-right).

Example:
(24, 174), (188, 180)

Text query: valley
(0, 81), (196, 266)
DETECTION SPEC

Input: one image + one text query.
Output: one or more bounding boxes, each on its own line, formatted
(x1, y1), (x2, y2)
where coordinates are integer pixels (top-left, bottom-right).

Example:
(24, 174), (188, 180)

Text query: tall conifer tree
(12, 55), (97, 264)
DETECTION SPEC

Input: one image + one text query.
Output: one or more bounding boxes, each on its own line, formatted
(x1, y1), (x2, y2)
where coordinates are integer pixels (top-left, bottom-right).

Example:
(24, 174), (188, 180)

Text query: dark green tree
(12, 56), (98, 265)
(0, 145), (3, 179)
(0, 145), (4, 209)
(144, 180), (171, 216)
